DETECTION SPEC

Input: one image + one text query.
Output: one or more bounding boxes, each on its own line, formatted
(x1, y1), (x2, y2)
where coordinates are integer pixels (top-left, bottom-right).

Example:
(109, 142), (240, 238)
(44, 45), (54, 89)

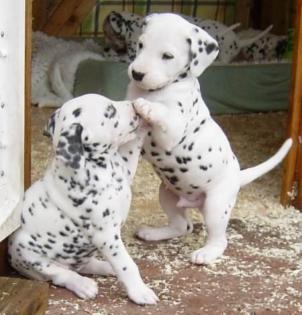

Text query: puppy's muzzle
(132, 70), (145, 82)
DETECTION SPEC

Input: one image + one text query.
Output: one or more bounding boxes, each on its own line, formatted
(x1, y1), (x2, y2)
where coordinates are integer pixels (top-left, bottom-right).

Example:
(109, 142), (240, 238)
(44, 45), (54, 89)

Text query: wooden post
(281, 0), (302, 209)
(258, 0), (291, 35)
(235, 0), (252, 29)
(32, 0), (48, 31)
(42, 0), (96, 36)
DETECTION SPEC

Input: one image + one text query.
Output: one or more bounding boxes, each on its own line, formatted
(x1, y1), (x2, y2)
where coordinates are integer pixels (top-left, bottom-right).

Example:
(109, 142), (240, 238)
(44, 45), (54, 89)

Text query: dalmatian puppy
(103, 11), (143, 63)
(238, 28), (288, 62)
(32, 32), (105, 108)
(127, 13), (292, 265)
(196, 21), (273, 63)
(8, 94), (158, 305)
(103, 11), (272, 64)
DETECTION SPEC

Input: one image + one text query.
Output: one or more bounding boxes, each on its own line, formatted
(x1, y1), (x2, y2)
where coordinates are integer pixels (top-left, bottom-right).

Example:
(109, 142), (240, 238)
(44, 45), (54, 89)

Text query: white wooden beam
(0, 0), (26, 240)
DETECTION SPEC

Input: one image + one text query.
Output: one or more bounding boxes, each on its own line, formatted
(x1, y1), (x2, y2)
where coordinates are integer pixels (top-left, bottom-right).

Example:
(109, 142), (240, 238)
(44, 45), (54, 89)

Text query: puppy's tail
(239, 24), (273, 48)
(240, 138), (292, 187)
(219, 23), (241, 36)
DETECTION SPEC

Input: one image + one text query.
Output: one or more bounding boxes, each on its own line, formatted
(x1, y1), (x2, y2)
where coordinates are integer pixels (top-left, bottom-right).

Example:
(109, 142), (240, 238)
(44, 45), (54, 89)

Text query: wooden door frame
(25, 0), (32, 190)
(281, 0), (302, 209)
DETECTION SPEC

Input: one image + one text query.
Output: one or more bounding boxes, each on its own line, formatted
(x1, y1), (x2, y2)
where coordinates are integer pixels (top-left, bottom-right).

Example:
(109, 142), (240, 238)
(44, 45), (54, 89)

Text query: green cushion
(74, 60), (291, 114)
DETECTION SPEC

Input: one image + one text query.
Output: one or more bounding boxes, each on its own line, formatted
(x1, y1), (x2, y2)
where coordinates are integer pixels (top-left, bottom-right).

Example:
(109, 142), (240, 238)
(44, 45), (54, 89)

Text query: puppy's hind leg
(137, 183), (193, 241)
(10, 246), (98, 299)
(191, 183), (238, 265)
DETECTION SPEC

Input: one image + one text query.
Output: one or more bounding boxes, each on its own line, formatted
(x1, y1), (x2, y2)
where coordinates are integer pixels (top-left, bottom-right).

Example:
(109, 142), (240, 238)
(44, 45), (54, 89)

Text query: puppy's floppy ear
(43, 108), (60, 139)
(187, 26), (219, 77)
(142, 13), (158, 30)
(56, 123), (84, 169)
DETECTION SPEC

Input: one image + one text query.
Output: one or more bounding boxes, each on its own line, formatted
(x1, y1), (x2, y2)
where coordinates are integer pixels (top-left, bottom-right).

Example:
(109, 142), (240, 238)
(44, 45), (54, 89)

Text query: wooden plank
(235, 0), (252, 29)
(42, 0), (96, 36)
(25, 0), (32, 190)
(281, 0), (302, 209)
(0, 240), (8, 276)
(0, 277), (48, 315)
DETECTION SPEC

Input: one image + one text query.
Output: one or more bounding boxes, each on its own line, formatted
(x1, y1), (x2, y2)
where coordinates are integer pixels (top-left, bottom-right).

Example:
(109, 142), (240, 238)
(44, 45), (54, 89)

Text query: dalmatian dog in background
(237, 28), (288, 62)
(32, 32), (105, 108)
(102, 11), (273, 64)
(196, 20), (273, 63)
(103, 11), (144, 63)
(9, 94), (158, 305)
(127, 13), (292, 265)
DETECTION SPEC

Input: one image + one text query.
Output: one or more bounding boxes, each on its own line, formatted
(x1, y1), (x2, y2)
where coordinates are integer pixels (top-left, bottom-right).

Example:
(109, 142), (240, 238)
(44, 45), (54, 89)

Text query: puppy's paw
(136, 225), (189, 241)
(136, 225), (163, 241)
(133, 98), (153, 124)
(67, 276), (98, 299)
(191, 245), (225, 265)
(128, 283), (159, 305)
(97, 261), (115, 276)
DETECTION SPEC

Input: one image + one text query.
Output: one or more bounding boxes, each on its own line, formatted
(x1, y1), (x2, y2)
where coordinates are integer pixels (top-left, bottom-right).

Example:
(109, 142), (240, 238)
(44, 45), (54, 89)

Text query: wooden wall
(33, 0), (96, 36)
(251, 0), (295, 34)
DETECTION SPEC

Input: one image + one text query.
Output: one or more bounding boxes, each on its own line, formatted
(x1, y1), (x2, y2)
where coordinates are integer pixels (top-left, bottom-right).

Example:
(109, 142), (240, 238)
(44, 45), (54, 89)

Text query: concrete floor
(30, 108), (302, 315)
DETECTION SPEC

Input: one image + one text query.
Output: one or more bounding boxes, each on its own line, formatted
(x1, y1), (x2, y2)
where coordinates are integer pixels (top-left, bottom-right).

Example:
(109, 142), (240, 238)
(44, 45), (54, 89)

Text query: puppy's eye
(138, 42), (143, 50)
(162, 53), (174, 60)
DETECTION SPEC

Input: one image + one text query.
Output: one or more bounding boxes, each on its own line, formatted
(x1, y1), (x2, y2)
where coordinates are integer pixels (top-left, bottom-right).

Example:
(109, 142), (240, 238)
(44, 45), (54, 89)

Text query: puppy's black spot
(103, 208), (110, 217)
(72, 108), (82, 117)
(206, 43), (218, 54)
(194, 127), (200, 133)
(104, 104), (117, 119)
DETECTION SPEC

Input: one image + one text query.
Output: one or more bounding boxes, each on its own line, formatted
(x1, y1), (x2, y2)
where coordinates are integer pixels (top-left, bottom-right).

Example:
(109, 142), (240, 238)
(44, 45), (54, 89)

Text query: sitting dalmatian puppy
(127, 13), (292, 265)
(103, 11), (272, 64)
(8, 94), (158, 305)
(238, 28), (288, 62)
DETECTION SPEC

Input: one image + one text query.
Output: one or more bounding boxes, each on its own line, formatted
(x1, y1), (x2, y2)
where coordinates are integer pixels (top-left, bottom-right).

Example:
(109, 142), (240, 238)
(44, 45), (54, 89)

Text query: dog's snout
(132, 70), (145, 82)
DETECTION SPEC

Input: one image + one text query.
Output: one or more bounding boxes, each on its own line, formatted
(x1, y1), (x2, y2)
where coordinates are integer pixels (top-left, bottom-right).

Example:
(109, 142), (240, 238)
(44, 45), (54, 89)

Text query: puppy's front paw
(67, 276), (98, 299)
(133, 98), (154, 124)
(128, 283), (159, 305)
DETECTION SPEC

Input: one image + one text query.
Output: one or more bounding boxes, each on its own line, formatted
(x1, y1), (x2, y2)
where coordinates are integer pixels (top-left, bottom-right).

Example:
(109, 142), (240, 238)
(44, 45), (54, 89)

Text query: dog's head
(103, 11), (143, 54)
(128, 13), (219, 91)
(44, 94), (140, 169)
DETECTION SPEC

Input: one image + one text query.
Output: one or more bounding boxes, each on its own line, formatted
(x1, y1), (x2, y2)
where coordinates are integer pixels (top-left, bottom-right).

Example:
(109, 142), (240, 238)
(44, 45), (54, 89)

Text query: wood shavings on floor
(31, 108), (302, 314)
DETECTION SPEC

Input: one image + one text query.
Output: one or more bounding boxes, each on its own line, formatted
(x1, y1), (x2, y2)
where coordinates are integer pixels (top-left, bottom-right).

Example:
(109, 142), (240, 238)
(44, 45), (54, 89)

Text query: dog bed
(74, 59), (291, 114)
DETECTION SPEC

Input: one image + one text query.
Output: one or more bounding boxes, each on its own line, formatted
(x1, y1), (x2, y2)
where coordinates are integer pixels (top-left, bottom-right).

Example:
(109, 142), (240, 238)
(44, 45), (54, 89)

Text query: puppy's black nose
(132, 70), (145, 82)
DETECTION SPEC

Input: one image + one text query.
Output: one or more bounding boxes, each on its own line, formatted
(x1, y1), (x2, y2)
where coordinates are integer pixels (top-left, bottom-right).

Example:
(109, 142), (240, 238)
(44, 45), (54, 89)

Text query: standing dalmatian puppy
(9, 94), (158, 305)
(127, 13), (292, 265)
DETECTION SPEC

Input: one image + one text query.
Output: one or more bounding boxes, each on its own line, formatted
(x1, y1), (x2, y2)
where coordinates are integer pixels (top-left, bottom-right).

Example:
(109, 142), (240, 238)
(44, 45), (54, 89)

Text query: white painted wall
(0, 0), (25, 240)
